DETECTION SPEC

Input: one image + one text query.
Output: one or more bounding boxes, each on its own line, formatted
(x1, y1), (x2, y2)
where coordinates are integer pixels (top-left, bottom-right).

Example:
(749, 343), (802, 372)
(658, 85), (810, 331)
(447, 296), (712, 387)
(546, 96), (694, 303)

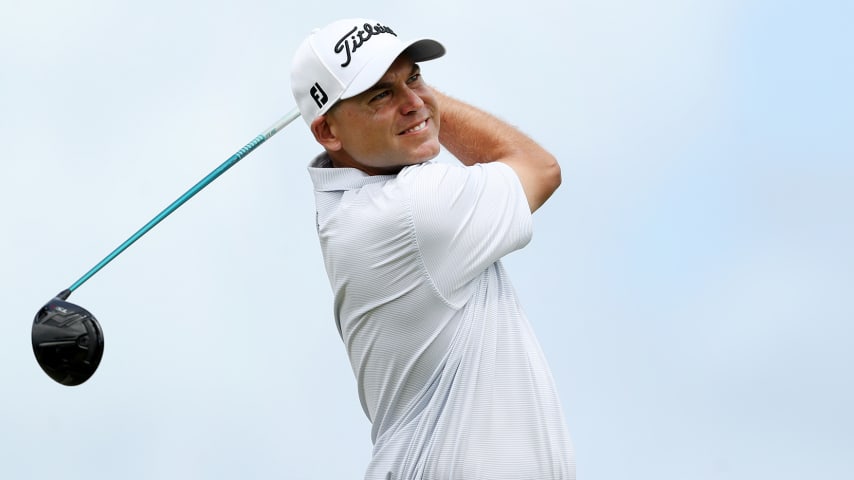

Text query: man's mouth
(399, 119), (428, 135)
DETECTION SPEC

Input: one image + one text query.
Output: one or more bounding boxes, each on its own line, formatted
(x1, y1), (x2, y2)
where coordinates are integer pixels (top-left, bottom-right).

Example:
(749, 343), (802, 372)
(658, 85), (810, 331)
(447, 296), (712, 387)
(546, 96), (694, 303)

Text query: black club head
(32, 296), (104, 386)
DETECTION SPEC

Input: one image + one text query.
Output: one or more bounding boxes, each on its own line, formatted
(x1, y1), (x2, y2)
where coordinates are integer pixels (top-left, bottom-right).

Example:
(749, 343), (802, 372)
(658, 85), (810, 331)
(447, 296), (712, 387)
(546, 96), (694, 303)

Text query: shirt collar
(307, 152), (396, 192)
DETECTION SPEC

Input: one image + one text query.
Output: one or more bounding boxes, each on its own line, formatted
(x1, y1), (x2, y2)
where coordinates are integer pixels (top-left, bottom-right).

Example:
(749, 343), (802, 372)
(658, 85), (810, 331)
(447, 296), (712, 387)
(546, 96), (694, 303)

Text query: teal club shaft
(63, 108), (302, 298)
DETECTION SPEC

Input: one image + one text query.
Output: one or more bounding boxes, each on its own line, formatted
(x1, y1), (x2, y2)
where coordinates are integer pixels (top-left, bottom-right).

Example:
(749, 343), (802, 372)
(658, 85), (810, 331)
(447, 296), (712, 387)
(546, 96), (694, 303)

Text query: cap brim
(339, 38), (445, 102)
(404, 38), (446, 63)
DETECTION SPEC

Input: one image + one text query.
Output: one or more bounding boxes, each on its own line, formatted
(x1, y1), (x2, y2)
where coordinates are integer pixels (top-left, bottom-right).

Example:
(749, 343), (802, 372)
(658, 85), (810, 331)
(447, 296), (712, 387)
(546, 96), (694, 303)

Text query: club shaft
(66, 108), (301, 294)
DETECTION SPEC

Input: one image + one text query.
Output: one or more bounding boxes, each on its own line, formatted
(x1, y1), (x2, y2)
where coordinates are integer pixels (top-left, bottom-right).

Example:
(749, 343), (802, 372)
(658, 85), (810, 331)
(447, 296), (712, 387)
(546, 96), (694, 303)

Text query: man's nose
(399, 86), (425, 114)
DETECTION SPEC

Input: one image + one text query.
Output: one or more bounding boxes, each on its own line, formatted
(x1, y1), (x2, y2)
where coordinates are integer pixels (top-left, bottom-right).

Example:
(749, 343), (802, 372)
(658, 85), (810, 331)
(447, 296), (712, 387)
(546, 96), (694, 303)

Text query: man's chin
(414, 142), (441, 163)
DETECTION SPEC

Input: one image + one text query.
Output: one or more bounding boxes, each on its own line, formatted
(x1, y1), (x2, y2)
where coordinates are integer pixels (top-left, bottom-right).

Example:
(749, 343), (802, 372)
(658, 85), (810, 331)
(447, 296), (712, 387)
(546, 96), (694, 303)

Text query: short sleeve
(402, 162), (533, 307)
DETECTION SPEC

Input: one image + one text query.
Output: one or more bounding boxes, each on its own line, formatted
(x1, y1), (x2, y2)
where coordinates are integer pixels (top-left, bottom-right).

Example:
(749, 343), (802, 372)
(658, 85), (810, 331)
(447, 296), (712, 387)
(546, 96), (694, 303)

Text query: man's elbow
(543, 153), (562, 196)
(526, 153), (561, 213)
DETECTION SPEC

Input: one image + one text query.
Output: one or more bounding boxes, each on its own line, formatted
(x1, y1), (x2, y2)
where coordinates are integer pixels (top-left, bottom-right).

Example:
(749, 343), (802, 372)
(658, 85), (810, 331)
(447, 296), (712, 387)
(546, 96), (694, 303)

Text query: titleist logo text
(335, 23), (397, 67)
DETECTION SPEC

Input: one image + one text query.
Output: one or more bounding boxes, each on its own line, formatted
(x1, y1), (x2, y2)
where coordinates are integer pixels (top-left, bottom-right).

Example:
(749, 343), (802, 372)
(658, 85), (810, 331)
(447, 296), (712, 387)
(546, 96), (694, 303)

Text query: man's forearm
(436, 90), (527, 166)
(435, 90), (561, 212)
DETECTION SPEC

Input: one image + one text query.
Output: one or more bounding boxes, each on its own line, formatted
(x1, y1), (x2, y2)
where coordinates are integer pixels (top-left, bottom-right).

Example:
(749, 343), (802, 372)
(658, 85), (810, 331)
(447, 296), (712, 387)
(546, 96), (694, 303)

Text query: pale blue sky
(2, 0), (851, 478)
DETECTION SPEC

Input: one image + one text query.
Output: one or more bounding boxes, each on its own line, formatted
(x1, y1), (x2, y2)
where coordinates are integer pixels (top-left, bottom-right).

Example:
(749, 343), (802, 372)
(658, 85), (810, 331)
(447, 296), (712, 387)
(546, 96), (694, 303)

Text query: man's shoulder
(397, 160), (474, 186)
(397, 160), (517, 195)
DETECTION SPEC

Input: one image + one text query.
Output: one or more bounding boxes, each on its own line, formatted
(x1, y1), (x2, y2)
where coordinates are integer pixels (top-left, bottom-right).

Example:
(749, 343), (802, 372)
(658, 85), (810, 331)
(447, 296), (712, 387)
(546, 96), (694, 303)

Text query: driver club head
(32, 295), (104, 386)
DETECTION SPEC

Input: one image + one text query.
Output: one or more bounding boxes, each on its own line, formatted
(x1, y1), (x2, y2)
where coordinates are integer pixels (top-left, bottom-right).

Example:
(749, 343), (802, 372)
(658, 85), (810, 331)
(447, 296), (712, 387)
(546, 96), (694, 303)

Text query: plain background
(2, 0), (851, 478)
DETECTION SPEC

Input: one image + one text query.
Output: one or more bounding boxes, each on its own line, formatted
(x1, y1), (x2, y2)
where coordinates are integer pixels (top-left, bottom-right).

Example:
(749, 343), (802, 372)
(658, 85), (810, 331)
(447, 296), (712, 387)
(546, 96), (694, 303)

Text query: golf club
(32, 107), (302, 386)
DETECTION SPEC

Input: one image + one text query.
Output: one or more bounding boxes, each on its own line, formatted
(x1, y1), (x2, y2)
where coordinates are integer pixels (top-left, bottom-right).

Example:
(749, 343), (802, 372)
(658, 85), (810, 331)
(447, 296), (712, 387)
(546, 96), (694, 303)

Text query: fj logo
(310, 82), (328, 109)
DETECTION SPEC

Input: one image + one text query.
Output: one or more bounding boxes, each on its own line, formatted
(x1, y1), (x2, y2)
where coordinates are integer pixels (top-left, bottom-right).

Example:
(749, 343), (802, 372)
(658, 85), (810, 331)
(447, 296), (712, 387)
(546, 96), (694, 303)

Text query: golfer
(291, 18), (574, 479)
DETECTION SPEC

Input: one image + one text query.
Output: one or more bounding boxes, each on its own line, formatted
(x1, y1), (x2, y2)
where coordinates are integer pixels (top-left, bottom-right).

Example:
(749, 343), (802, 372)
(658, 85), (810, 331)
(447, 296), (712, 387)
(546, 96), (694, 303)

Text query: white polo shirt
(308, 154), (574, 480)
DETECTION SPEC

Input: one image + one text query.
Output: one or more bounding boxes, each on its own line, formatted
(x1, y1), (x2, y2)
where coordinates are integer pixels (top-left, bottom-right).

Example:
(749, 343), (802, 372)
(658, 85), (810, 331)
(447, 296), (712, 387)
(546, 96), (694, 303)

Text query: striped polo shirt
(308, 154), (574, 479)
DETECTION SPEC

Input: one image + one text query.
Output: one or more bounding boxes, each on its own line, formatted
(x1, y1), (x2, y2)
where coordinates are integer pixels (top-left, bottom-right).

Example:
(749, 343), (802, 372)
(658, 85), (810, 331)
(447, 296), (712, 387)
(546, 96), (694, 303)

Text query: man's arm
(435, 90), (561, 213)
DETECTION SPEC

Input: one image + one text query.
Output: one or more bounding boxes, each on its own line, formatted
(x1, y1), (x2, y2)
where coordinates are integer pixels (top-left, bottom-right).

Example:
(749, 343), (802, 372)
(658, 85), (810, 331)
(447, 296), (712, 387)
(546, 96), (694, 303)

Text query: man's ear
(310, 115), (342, 151)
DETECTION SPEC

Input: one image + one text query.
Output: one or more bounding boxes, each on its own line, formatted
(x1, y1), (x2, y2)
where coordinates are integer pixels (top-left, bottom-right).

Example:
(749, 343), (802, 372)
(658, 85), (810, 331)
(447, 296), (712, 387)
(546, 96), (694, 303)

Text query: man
(291, 18), (574, 479)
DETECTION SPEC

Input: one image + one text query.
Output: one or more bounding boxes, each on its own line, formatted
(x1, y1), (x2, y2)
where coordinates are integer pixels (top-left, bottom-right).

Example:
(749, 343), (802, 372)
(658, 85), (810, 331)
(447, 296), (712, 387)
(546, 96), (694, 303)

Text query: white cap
(290, 18), (445, 124)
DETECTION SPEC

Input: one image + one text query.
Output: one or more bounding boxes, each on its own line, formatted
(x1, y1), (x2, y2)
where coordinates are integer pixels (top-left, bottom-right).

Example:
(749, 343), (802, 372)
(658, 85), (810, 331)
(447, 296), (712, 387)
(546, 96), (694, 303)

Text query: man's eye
(408, 73), (422, 84)
(372, 90), (391, 102)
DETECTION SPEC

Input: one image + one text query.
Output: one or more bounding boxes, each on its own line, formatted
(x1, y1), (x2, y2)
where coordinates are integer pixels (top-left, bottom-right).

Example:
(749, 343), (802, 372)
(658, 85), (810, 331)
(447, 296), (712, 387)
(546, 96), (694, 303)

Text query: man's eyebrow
(365, 64), (421, 94)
